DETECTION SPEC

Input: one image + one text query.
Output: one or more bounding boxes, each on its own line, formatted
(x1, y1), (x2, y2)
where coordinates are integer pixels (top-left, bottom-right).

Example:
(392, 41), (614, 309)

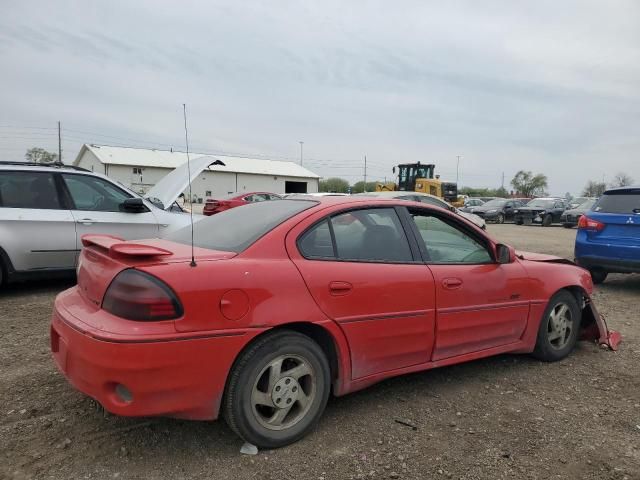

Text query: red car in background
(50, 197), (620, 448)
(203, 191), (281, 216)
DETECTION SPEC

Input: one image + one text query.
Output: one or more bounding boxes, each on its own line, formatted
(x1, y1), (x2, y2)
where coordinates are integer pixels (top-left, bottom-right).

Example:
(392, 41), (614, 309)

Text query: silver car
(355, 191), (487, 230)
(0, 156), (217, 285)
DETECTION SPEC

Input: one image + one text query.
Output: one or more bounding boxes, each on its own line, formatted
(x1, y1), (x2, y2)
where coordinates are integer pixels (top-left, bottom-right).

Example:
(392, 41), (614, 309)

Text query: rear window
(168, 199), (317, 252)
(593, 190), (640, 214)
(0, 170), (61, 209)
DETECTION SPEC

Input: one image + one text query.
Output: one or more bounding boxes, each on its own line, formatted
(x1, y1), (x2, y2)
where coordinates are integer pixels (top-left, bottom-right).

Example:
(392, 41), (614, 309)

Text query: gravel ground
(1, 224), (638, 480)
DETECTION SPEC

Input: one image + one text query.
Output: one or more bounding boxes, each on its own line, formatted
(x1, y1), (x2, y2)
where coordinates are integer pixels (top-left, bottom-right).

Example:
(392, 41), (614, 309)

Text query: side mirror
(496, 243), (514, 264)
(392, 166), (396, 174)
(121, 197), (147, 213)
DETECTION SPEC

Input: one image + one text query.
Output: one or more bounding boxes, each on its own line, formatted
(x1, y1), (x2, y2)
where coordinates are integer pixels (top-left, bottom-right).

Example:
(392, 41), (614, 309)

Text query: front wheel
(533, 291), (580, 362)
(223, 331), (331, 448)
(542, 214), (553, 227)
(497, 213), (505, 224)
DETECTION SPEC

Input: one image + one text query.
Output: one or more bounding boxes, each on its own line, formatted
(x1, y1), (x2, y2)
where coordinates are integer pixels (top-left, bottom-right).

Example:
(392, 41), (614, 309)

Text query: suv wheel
(589, 268), (608, 284)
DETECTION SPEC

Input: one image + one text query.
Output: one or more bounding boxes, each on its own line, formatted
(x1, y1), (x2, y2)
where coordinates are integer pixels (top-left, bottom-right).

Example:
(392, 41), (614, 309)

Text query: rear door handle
(442, 278), (463, 289)
(329, 281), (353, 296)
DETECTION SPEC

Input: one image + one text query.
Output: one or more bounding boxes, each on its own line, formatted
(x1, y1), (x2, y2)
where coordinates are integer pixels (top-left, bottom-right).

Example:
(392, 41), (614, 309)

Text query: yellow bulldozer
(376, 163), (463, 206)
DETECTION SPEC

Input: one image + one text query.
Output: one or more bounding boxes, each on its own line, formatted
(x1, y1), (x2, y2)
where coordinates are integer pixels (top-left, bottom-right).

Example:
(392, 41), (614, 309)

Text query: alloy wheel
(547, 303), (573, 349)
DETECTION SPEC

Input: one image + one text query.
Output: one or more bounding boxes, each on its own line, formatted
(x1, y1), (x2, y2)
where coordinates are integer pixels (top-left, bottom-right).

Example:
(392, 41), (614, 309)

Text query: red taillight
(578, 215), (605, 232)
(102, 270), (183, 321)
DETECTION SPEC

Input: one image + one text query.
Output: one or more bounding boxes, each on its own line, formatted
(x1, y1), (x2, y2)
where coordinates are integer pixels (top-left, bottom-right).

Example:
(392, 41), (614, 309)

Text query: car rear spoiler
(81, 234), (173, 258)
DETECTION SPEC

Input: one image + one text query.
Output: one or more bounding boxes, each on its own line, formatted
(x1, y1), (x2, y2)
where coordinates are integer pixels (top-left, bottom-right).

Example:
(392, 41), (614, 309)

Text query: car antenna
(183, 103), (197, 267)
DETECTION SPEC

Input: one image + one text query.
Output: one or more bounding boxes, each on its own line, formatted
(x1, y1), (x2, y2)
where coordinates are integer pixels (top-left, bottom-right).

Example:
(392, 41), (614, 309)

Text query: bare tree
(611, 172), (634, 188)
(582, 180), (607, 197)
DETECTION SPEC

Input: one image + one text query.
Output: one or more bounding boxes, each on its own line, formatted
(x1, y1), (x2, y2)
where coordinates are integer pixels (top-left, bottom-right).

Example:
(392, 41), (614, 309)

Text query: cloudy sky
(1, 0), (639, 194)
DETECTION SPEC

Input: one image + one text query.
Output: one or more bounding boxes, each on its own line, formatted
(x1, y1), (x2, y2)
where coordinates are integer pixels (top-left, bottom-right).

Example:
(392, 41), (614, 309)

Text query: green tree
(319, 177), (349, 193)
(25, 147), (58, 164)
(510, 170), (548, 197)
(350, 181), (379, 194)
(458, 186), (508, 198)
(583, 180), (607, 197)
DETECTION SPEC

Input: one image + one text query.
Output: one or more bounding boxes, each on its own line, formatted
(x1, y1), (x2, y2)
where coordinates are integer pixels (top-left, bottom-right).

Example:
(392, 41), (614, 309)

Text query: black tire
(542, 214), (553, 227)
(497, 213), (505, 224)
(515, 218), (523, 225)
(589, 268), (608, 284)
(223, 330), (331, 448)
(532, 291), (580, 362)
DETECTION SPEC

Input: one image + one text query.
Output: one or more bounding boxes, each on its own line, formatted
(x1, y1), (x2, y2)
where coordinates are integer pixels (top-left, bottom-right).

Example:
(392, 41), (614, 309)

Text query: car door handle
(329, 281), (353, 296)
(442, 278), (463, 289)
(76, 218), (96, 225)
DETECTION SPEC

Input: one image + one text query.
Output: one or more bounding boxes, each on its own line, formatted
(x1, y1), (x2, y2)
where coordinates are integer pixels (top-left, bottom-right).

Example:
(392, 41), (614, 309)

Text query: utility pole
(501, 171), (505, 190)
(58, 121), (62, 163)
(299, 141), (304, 165)
(456, 155), (461, 184)
(364, 155), (367, 192)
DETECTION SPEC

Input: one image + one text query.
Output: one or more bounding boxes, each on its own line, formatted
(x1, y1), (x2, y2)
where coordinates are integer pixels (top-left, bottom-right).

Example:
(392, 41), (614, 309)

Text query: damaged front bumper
(580, 295), (622, 351)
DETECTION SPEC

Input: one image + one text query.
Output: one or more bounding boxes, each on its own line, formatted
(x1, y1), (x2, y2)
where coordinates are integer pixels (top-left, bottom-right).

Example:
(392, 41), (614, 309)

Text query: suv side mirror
(121, 197), (147, 213)
(496, 243), (513, 264)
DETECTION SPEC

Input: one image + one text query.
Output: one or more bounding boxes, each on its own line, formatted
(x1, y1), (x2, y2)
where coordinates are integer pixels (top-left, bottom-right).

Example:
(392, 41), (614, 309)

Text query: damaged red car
(50, 197), (620, 448)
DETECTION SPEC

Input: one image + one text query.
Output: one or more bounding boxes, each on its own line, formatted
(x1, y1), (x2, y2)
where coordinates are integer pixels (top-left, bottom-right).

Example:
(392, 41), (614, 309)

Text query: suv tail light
(578, 215), (605, 232)
(102, 269), (183, 321)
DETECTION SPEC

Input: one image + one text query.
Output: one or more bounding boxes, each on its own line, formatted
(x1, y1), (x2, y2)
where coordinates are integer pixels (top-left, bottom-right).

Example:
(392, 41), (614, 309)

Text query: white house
(73, 144), (320, 200)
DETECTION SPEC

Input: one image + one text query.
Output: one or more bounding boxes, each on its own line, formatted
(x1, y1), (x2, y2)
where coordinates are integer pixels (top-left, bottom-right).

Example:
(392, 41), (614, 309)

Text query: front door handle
(76, 218), (96, 225)
(442, 277), (463, 289)
(329, 281), (353, 296)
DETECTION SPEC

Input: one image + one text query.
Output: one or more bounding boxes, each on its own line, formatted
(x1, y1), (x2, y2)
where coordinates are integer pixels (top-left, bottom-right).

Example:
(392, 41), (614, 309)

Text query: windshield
(167, 200), (317, 252)
(526, 199), (555, 208)
(593, 190), (640, 214)
(481, 199), (506, 208)
(576, 199), (596, 210)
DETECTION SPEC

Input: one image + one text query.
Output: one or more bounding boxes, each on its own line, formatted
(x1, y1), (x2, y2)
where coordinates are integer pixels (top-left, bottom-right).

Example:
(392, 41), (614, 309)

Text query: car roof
(603, 185), (640, 194)
(0, 161), (90, 173)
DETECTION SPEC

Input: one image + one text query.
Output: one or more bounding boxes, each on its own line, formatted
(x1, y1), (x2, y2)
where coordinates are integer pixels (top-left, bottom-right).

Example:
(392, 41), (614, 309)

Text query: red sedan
(202, 191), (281, 216)
(50, 197), (620, 448)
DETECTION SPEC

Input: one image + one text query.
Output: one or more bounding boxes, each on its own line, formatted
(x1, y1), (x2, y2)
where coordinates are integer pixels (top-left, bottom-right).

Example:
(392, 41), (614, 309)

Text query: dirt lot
(1, 224), (638, 480)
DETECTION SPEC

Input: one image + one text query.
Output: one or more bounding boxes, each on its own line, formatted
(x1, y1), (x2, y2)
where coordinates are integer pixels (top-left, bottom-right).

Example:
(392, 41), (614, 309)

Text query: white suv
(0, 156), (216, 285)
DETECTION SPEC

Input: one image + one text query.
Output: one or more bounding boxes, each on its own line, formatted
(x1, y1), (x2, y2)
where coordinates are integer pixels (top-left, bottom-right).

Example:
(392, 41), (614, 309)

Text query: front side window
(298, 208), (413, 263)
(410, 211), (492, 264)
(62, 174), (132, 211)
(0, 171), (61, 209)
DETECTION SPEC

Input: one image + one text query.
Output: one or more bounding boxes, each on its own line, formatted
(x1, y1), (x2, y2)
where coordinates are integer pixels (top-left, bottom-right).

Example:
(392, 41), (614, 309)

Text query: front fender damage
(580, 295), (622, 351)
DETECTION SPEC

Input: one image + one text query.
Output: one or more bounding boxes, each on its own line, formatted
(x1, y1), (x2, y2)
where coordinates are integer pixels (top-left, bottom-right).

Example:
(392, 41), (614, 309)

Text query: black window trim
(296, 205), (423, 265)
(399, 205), (497, 265)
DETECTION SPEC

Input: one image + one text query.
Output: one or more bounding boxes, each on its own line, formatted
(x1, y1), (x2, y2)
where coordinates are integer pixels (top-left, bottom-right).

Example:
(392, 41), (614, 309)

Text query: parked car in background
(463, 198), (526, 224)
(51, 195), (619, 448)
(561, 199), (597, 228)
(356, 191), (486, 229)
(574, 186), (640, 284)
(569, 196), (595, 209)
(463, 198), (485, 208)
(514, 198), (567, 226)
(0, 157), (218, 285)
(203, 192), (282, 216)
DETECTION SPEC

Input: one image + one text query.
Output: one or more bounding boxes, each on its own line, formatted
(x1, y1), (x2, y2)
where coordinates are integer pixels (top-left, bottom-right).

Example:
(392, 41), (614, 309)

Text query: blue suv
(575, 186), (640, 283)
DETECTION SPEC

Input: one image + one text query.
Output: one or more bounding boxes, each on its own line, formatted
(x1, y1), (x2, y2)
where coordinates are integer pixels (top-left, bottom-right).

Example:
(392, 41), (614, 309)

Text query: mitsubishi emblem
(626, 217), (635, 224)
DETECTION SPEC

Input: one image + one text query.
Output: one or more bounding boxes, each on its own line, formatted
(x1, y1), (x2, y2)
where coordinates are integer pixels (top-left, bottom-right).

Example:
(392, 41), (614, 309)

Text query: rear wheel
(497, 213), (505, 224)
(515, 218), (523, 225)
(542, 214), (553, 227)
(589, 268), (608, 284)
(533, 291), (580, 362)
(223, 331), (331, 448)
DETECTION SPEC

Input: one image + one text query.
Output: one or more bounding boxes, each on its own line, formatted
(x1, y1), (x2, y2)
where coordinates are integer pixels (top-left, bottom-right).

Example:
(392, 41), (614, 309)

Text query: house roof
(74, 144), (320, 179)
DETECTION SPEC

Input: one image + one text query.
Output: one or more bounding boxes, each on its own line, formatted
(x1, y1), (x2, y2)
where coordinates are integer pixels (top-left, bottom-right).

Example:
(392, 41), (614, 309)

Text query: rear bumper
(50, 289), (255, 420)
(575, 255), (640, 274)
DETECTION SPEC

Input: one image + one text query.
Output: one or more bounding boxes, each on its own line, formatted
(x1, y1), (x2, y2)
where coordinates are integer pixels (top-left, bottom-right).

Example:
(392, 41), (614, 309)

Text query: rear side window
(298, 207), (413, 263)
(594, 190), (640, 214)
(168, 199), (317, 253)
(0, 171), (61, 209)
